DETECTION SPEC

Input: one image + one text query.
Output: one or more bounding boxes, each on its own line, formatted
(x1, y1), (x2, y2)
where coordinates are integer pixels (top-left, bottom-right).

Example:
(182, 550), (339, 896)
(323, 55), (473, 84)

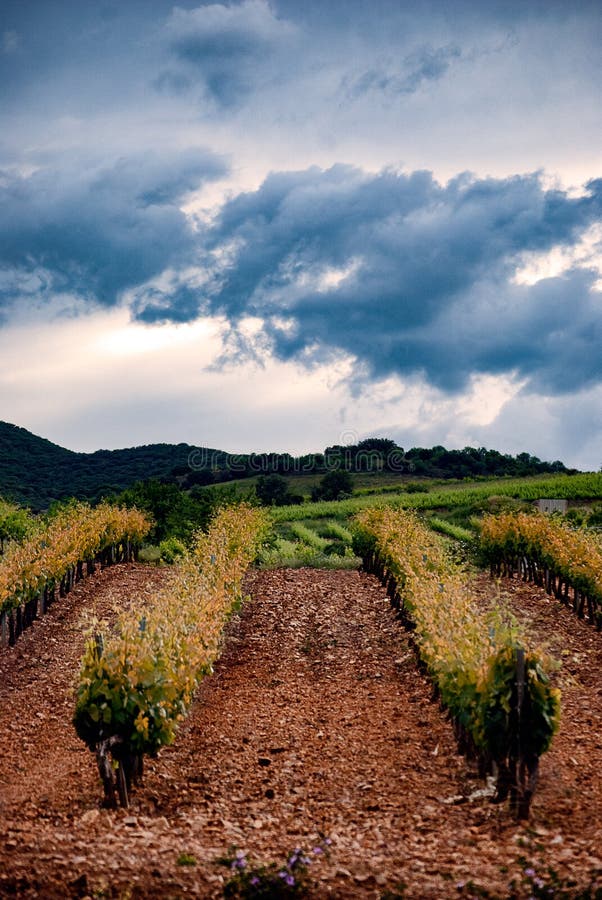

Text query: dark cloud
(3, 151), (599, 399)
(161, 0), (296, 108)
(422, 267), (602, 393)
(132, 284), (210, 325)
(195, 166), (602, 393)
(0, 149), (226, 308)
(345, 44), (462, 100)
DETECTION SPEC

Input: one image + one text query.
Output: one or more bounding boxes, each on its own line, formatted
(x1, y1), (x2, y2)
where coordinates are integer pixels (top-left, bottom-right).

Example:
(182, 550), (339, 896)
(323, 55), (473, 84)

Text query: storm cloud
(2, 154), (600, 396)
(0, 149), (226, 310)
(194, 166), (602, 393)
(1, 0), (601, 466)
(160, 0), (296, 107)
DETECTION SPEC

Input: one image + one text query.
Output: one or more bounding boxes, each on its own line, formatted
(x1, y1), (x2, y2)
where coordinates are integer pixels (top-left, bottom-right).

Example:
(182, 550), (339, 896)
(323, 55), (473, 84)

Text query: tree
(116, 480), (201, 544)
(311, 470), (353, 502)
(256, 474), (303, 507)
(256, 474), (290, 506)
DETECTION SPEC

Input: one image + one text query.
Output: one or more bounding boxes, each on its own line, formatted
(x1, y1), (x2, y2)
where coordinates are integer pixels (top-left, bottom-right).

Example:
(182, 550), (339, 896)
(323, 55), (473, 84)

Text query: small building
(536, 498), (568, 514)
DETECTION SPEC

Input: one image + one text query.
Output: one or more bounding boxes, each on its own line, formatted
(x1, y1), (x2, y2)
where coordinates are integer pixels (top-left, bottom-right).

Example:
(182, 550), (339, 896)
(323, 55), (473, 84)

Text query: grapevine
(73, 503), (268, 807)
(0, 502), (151, 647)
(353, 507), (560, 818)
(480, 511), (602, 625)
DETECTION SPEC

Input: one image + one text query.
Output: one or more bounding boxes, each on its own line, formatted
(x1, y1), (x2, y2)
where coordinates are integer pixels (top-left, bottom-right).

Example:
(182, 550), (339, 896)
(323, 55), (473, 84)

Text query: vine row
(0, 503), (150, 649)
(353, 507), (560, 819)
(73, 504), (268, 808)
(480, 512), (602, 627)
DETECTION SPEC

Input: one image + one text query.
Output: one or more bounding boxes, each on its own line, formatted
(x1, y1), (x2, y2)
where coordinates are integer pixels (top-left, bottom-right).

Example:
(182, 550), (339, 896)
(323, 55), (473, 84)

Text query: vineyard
(0, 502), (150, 648)
(2, 488), (602, 896)
(480, 511), (602, 627)
(352, 508), (560, 819)
(74, 504), (267, 808)
(270, 472), (602, 523)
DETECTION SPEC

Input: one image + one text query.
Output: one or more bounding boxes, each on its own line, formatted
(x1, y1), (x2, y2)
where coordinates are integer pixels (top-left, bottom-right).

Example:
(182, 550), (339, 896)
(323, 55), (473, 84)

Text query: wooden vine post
(493, 648), (540, 820)
(514, 647), (540, 820)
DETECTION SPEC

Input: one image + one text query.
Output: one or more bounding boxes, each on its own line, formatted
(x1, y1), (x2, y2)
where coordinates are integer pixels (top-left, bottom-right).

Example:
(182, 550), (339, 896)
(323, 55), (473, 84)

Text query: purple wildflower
(524, 867), (536, 878)
(285, 874), (295, 887)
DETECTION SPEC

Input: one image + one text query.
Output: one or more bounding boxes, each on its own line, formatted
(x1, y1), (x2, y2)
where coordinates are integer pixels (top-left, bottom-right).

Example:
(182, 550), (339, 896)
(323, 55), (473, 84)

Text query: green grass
(263, 472), (602, 565)
(427, 516), (475, 542)
(270, 473), (602, 522)
(259, 516), (358, 569)
(289, 522), (330, 551)
(259, 536), (358, 569)
(138, 544), (162, 563)
(315, 520), (354, 542)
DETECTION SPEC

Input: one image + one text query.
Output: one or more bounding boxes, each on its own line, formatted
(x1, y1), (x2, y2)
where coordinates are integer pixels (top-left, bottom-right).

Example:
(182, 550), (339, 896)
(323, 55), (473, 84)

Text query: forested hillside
(0, 422), (227, 509)
(0, 421), (575, 511)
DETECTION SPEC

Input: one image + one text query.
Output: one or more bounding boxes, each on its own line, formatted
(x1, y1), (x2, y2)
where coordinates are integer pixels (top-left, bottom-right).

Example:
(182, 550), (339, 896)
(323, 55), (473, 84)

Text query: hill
(0, 420), (575, 511)
(0, 421), (229, 510)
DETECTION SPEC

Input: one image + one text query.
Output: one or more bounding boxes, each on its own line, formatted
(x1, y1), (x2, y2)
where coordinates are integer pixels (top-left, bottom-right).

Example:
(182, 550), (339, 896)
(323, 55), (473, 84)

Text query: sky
(0, 0), (601, 469)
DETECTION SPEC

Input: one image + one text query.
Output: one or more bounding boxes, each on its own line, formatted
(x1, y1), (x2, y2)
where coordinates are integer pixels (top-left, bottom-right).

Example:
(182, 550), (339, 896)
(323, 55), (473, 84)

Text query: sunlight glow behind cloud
(513, 223), (602, 289)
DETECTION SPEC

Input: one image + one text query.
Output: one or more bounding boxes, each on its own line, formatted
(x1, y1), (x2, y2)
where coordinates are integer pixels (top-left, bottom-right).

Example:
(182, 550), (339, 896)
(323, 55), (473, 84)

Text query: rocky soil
(0, 563), (601, 898)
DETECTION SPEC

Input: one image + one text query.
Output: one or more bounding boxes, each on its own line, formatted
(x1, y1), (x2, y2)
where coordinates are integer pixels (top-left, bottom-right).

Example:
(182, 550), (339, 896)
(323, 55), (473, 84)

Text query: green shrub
(404, 481), (429, 493)
(588, 503), (602, 527)
(159, 537), (187, 564)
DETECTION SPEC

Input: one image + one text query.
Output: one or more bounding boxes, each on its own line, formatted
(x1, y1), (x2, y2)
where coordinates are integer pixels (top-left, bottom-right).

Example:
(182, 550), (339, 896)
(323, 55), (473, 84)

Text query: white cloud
(471, 386), (602, 472)
(2, 308), (598, 471)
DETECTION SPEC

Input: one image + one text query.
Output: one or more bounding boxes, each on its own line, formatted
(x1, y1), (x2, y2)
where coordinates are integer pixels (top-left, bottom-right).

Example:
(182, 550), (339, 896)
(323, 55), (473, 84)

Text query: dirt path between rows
(0, 564), (601, 898)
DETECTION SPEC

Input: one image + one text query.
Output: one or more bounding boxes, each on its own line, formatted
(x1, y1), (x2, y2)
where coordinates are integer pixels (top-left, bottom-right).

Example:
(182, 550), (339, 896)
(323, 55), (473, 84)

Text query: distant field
(216, 469), (602, 503)
(270, 472), (602, 521)
(211, 469), (424, 497)
(260, 472), (602, 567)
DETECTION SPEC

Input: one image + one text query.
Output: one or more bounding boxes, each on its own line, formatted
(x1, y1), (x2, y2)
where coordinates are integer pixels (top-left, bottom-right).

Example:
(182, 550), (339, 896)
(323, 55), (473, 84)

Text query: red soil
(0, 564), (601, 898)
